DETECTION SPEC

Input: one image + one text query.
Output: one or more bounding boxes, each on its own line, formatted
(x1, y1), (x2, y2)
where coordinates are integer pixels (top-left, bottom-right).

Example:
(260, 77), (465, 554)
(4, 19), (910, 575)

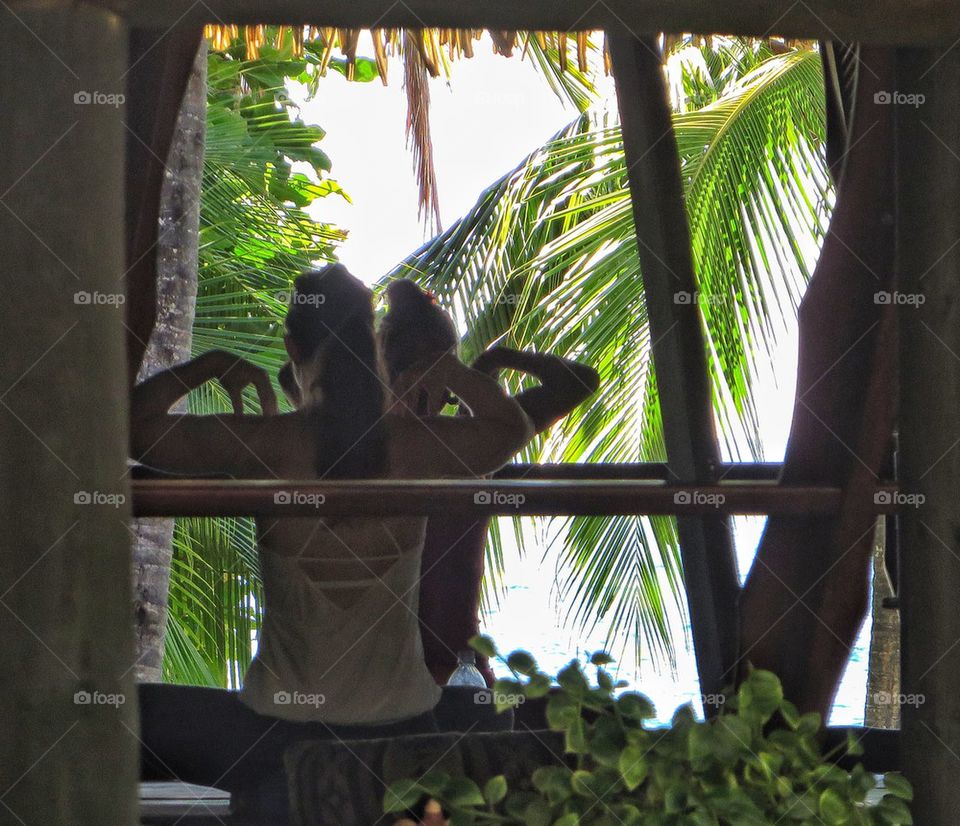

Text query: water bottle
(446, 650), (487, 687)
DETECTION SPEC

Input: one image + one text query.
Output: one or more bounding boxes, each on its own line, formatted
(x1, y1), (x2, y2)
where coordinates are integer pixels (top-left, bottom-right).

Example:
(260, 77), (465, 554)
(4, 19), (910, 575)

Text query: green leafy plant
(384, 638), (913, 825)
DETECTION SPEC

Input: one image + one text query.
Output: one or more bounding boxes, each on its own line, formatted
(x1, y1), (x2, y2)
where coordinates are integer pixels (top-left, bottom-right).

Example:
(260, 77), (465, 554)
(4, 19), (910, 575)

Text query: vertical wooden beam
(897, 46), (960, 821)
(608, 33), (740, 701)
(0, 8), (137, 824)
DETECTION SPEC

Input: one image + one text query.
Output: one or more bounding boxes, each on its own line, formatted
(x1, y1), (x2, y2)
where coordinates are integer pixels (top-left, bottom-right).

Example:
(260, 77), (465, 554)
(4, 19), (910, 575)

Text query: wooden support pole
(896, 45), (960, 823)
(0, 9), (137, 824)
(95, 0), (960, 47)
(608, 32), (740, 702)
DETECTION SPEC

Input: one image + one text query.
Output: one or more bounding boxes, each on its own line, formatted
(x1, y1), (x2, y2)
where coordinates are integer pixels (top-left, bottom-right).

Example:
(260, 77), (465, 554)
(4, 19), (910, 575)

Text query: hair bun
(385, 279), (438, 307)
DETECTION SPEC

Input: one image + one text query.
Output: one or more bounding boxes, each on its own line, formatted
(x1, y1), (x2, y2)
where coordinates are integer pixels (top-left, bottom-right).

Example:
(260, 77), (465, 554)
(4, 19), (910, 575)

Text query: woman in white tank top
(130, 265), (533, 796)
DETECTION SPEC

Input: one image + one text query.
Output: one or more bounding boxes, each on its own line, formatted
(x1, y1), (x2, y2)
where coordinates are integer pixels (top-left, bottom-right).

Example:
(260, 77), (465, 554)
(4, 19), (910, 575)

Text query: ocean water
(481, 515), (871, 727)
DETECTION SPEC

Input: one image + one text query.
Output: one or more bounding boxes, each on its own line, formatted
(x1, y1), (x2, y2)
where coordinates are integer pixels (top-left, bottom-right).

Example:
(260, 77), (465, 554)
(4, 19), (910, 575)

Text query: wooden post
(607, 33), (740, 703)
(0, 8), (137, 824)
(897, 46), (960, 821)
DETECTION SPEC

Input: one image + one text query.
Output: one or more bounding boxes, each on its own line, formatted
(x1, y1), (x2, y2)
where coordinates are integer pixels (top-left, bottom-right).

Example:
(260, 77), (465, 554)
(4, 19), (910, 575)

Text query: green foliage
(388, 46), (829, 666)
(384, 639), (913, 825)
(163, 33), (345, 685)
(197, 37), (346, 364)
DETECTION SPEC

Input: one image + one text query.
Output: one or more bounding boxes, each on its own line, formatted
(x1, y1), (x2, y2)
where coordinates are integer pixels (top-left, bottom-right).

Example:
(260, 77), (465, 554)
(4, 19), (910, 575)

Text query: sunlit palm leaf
(164, 51), (340, 684)
(387, 48), (829, 668)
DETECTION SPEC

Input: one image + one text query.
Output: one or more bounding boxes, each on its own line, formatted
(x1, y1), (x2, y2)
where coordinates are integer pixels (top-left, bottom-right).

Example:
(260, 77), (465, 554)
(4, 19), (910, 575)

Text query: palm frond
(386, 48), (829, 667)
(163, 49), (340, 684)
(206, 25), (601, 225)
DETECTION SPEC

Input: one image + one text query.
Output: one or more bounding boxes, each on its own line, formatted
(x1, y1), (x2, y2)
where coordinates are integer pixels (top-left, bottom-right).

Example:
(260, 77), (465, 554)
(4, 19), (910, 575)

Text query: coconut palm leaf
(386, 47), (829, 666)
(163, 50), (342, 685)
(208, 25), (599, 228)
(164, 29), (606, 683)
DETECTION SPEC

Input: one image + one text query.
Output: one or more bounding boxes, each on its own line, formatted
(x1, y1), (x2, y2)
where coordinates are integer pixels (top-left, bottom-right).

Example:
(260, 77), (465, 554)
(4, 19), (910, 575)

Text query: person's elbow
(500, 406), (536, 461)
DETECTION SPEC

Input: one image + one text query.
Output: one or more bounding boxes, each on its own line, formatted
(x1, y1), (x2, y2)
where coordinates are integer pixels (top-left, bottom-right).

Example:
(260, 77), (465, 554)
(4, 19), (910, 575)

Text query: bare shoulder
(384, 416), (437, 478)
(383, 412), (532, 479)
(385, 415), (475, 478)
(134, 410), (317, 479)
(261, 412), (320, 478)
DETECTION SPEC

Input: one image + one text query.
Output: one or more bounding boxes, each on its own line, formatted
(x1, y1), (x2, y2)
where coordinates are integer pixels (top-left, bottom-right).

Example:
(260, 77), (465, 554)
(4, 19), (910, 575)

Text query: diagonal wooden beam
(93, 0), (960, 46)
(607, 32), (740, 703)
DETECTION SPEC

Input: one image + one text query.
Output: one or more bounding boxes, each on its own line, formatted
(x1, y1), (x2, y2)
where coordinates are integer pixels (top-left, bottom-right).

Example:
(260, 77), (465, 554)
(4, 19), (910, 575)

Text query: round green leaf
(883, 773), (913, 801)
(383, 779), (423, 813)
(507, 650), (538, 676)
(618, 692), (656, 721)
(818, 788), (851, 824)
(618, 745), (649, 791)
(445, 776), (485, 808)
(484, 775), (508, 805)
(469, 635), (497, 659)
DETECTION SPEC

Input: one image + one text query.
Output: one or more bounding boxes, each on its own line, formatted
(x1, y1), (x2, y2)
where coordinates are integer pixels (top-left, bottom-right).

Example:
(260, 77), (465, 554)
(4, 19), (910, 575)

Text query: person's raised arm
(131, 350), (285, 478)
(470, 346), (599, 434)
(132, 349), (278, 420)
(390, 353), (533, 478)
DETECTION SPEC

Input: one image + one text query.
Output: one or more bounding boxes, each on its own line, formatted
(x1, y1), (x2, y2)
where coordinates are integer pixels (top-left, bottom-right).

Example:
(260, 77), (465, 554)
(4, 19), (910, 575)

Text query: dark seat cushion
(284, 728), (565, 826)
(434, 685), (515, 732)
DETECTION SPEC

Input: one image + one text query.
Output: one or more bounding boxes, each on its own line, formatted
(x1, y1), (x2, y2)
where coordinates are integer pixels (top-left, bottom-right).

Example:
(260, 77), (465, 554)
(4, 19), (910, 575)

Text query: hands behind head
(470, 344), (510, 377)
(389, 351), (458, 418)
(203, 350), (279, 416)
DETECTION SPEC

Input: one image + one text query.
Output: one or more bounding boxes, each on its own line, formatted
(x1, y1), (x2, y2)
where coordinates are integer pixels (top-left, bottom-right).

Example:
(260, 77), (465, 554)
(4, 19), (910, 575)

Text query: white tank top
(239, 516), (442, 725)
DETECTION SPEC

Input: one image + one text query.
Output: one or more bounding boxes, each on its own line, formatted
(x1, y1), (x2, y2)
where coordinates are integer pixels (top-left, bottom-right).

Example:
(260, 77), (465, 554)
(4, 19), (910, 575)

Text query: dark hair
(285, 265), (388, 479)
(378, 279), (459, 383)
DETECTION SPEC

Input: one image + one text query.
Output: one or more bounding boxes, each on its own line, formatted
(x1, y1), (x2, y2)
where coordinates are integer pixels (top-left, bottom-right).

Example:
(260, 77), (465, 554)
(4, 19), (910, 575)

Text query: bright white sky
(290, 44), (867, 723)
(297, 38), (589, 279)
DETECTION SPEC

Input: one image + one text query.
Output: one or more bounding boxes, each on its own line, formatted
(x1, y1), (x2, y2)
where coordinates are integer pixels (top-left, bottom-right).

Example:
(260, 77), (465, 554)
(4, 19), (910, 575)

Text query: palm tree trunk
(864, 519), (900, 728)
(131, 42), (207, 682)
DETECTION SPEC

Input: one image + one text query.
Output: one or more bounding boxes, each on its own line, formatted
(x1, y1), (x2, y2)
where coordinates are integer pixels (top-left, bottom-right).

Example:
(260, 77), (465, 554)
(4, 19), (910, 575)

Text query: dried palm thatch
(203, 25), (605, 228)
(204, 25), (600, 75)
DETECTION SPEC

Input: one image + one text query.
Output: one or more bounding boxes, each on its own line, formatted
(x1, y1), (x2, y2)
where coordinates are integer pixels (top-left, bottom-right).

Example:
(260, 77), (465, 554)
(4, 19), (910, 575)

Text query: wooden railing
(131, 471), (899, 518)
